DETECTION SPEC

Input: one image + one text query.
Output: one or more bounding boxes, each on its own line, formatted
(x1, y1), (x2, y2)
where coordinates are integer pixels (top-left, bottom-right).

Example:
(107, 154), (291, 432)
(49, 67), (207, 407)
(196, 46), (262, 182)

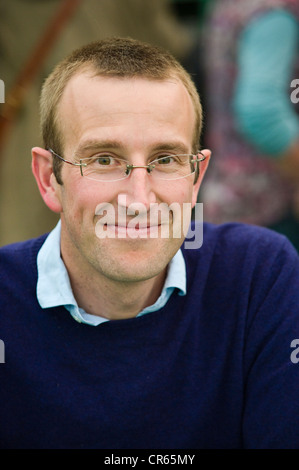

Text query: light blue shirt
(36, 221), (186, 326)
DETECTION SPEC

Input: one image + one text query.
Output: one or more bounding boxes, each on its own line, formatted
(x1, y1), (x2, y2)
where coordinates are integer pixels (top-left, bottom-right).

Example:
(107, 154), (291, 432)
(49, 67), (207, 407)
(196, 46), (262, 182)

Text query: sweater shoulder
(182, 222), (298, 273)
(0, 234), (48, 283)
(0, 233), (48, 257)
(181, 222), (299, 328)
(202, 221), (295, 253)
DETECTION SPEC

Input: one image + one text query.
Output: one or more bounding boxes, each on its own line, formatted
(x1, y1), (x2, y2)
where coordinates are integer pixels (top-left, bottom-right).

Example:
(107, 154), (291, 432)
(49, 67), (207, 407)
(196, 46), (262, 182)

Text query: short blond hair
(40, 37), (203, 183)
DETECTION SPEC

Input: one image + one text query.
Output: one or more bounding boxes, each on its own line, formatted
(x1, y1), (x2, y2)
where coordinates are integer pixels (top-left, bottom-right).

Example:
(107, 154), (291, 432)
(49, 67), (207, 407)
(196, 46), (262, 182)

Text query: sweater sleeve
(242, 235), (299, 448)
(233, 10), (299, 157)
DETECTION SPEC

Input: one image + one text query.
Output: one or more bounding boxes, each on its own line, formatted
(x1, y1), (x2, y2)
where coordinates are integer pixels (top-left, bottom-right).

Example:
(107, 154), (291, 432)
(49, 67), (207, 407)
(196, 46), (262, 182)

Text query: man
(1, 37), (299, 449)
(0, 0), (192, 247)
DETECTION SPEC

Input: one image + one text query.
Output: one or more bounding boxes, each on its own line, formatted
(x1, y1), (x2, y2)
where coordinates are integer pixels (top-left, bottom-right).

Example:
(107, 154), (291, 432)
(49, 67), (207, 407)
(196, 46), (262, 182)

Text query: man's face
(52, 73), (207, 283)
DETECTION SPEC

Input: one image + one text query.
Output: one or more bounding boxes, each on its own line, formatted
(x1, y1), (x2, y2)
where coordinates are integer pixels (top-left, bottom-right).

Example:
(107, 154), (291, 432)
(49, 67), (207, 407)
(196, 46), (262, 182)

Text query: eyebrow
(73, 140), (123, 158)
(73, 139), (191, 158)
(151, 142), (190, 154)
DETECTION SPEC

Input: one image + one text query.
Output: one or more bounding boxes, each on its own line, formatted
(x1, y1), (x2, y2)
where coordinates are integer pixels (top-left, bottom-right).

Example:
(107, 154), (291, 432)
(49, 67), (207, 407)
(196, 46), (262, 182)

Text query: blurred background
(0, 0), (299, 250)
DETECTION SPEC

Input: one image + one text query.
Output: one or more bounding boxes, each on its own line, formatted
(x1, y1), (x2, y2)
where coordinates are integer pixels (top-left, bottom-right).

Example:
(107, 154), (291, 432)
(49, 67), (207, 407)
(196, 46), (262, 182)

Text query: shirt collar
(37, 220), (186, 325)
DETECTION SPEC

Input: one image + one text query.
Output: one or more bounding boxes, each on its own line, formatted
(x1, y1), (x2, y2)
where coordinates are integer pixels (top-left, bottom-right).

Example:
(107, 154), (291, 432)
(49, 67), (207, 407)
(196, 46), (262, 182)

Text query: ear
(31, 147), (62, 213)
(191, 149), (211, 207)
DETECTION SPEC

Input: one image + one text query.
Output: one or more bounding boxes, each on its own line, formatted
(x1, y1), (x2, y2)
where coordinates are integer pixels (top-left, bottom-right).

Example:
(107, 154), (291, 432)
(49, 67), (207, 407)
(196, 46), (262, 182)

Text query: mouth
(104, 223), (161, 238)
(94, 198), (176, 240)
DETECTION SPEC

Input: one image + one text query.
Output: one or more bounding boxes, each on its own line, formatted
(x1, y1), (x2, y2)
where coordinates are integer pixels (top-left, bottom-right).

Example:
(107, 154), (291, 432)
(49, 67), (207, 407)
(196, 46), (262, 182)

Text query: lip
(111, 223), (160, 230)
(104, 223), (161, 238)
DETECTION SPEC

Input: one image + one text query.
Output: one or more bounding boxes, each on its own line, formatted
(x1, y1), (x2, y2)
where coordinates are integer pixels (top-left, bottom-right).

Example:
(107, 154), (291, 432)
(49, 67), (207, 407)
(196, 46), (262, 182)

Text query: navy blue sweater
(1, 223), (299, 449)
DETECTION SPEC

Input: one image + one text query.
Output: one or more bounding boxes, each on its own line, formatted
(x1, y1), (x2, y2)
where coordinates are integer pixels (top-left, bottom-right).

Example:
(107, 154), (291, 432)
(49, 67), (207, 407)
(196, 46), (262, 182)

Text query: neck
(60, 235), (167, 320)
(67, 266), (167, 320)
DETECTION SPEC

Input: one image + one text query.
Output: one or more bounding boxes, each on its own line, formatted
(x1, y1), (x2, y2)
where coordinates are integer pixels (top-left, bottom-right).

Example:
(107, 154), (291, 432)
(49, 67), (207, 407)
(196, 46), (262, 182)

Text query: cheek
(168, 181), (195, 205)
(61, 178), (119, 221)
(191, 185), (199, 208)
(162, 182), (194, 223)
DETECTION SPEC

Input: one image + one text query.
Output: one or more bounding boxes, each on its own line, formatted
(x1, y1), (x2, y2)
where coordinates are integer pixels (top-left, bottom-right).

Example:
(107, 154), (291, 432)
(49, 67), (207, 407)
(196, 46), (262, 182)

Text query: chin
(91, 237), (182, 281)
(99, 253), (168, 283)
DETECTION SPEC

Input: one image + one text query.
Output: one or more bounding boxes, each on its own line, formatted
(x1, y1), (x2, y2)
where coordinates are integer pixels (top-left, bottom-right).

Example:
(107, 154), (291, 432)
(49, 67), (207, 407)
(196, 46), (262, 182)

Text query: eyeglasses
(49, 149), (206, 182)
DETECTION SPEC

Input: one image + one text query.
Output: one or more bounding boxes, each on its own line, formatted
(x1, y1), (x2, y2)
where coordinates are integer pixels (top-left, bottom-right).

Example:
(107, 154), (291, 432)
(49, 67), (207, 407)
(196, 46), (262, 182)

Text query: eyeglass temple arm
(193, 151), (206, 163)
(48, 148), (87, 176)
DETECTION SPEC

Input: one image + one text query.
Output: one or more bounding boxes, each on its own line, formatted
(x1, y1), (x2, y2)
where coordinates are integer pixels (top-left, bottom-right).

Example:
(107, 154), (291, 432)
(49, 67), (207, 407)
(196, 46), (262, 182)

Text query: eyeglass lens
(81, 155), (197, 182)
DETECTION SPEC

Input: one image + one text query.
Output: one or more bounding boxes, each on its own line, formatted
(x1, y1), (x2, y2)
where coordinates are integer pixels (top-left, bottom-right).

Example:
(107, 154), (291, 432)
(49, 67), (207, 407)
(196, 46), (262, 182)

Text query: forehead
(57, 72), (196, 152)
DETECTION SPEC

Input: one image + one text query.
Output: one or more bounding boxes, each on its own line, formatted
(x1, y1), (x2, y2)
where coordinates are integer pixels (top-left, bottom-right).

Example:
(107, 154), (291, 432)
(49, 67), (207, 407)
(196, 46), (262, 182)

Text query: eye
(86, 154), (124, 168)
(156, 155), (174, 165)
(95, 155), (115, 166)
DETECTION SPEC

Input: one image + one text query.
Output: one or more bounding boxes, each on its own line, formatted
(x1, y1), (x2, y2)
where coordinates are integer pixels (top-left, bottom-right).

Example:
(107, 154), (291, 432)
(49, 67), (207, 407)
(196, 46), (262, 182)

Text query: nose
(121, 166), (157, 211)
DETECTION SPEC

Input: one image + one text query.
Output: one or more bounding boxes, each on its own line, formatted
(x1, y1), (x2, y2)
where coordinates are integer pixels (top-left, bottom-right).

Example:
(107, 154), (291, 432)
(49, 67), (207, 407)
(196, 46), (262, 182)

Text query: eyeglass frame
(48, 148), (206, 182)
